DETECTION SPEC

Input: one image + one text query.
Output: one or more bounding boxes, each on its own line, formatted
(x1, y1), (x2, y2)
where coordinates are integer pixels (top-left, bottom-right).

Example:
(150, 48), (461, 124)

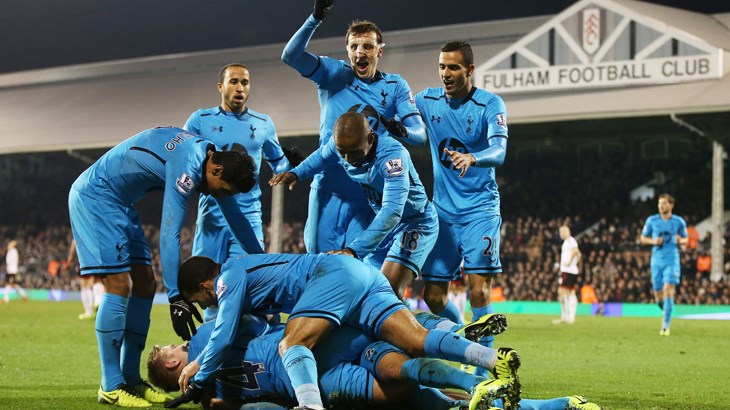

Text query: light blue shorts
(192, 217), (264, 264)
(289, 255), (406, 339)
(304, 187), (374, 253)
(651, 262), (680, 291)
(422, 214), (503, 282)
(68, 188), (150, 275)
(365, 203), (439, 278)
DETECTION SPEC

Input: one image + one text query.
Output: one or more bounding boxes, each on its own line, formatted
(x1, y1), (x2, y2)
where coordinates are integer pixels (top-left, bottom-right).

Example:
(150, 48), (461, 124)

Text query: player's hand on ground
(178, 360), (201, 392)
(443, 148), (476, 178)
(313, 0), (335, 20)
(169, 295), (203, 341)
(269, 172), (298, 190)
(165, 383), (204, 408)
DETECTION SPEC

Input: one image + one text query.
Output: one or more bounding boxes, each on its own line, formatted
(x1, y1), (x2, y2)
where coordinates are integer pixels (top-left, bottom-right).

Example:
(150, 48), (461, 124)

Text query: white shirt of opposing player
(560, 236), (579, 274)
(6, 248), (19, 274)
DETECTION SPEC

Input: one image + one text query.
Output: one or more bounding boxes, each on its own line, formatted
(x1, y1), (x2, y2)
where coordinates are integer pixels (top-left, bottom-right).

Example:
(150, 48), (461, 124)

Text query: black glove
(169, 295), (203, 341)
(164, 383), (204, 408)
(313, 0), (335, 20)
(379, 115), (408, 139)
(282, 146), (305, 167)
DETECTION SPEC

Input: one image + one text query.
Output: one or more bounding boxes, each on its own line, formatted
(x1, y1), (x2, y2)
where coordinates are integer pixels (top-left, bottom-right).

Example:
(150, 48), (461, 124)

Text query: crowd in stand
(1, 141), (728, 307)
(1, 216), (728, 306)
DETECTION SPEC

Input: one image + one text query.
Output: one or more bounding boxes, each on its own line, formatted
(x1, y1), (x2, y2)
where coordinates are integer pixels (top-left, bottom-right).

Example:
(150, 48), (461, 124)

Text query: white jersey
(6, 248), (19, 274)
(560, 236), (579, 274)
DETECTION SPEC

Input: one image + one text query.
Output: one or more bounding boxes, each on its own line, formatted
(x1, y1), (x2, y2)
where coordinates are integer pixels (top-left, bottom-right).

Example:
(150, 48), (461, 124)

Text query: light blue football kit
(68, 126), (261, 392)
(642, 214), (688, 290)
(185, 107), (290, 262)
(187, 252), (512, 409)
(416, 86), (508, 338)
(291, 134), (438, 275)
(642, 213), (687, 331)
(282, 15), (426, 253)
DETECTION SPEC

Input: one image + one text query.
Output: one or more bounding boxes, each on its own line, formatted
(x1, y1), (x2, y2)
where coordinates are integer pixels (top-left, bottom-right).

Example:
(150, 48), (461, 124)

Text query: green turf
(1, 301), (729, 409)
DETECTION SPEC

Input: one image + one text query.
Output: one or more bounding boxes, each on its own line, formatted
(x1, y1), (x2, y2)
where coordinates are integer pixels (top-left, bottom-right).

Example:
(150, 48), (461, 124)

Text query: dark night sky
(1, 0), (728, 74)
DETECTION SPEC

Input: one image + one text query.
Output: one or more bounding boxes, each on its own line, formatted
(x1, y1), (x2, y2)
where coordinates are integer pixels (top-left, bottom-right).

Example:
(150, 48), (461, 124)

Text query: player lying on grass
(169, 253), (521, 409)
(150, 314), (601, 410)
(151, 313), (513, 410)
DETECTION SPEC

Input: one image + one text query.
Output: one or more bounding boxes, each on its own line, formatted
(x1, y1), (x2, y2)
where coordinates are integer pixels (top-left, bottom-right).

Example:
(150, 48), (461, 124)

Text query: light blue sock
(493, 397), (569, 410)
(662, 297), (674, 329)
(411, 386), (464, 410)
(434, 300), (463, 325)
(424, 329), (497, 369)
(96, 293), (128, 391)
(471, 304), (496, 348)
(121, 296), (152, 386)
(282, 345), (322, 408)
(413, 311), (459, 332)
(471, 305), (495, 377)
(400, 358), (486, 392)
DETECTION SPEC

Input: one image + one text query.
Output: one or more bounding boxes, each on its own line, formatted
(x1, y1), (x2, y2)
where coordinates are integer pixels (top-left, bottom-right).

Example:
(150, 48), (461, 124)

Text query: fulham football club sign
(475, 0), (723, 94)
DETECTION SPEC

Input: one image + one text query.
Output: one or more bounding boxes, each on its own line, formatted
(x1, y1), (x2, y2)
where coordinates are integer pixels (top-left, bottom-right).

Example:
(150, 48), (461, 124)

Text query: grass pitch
(1, 301), (728, 409)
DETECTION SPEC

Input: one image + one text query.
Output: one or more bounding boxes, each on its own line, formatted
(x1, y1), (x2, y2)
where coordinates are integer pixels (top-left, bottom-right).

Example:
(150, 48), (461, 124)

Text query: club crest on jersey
(496, 113), (507, 129)
(176, 173), (194, 194)
(380, 90), (389, 106)
(385, 158), (404, 176)
(212, 126), (223, 133)
(466, 116), (474, 134)
(249, 125), (257, 139)
(216, 282), (228, 298)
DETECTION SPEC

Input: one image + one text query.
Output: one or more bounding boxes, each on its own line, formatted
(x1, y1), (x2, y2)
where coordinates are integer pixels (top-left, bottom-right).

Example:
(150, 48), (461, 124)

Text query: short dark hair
(218, 63), (248, 83)
(441, 41), (474, 67)
(178, 256), (219, 297)
(658, 193), (675, 205)
(346, 20), (383, 44)
(210, 148), (257, 193)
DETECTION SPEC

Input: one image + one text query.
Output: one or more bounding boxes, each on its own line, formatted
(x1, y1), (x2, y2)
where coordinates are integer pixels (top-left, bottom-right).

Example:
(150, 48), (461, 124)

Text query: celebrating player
(281, 0), (426, 254)
(68, 126), (262, 407)
(415, 41), (509, 363)
(169, 253), (522, 410)
(270, 112), (436, 299)
(184, 64), (296, 320)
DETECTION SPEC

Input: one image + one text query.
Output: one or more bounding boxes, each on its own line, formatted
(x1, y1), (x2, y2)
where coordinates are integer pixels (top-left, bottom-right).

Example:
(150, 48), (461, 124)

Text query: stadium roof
(0, 0), (728, 154)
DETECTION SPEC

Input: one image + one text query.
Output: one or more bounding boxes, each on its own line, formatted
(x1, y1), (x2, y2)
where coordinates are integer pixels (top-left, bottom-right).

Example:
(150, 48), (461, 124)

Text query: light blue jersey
(642, 214), (687, 266)
(282, 15), (425, 253)
(191, 253), (405, 387)
(415, 87), (508, 223)
(188, 320), (373, 407)
(292, 135), (435, 262)
(283, 16), (421, 199)
(69, 127), (261, 298)
(185, 107), (290, 232)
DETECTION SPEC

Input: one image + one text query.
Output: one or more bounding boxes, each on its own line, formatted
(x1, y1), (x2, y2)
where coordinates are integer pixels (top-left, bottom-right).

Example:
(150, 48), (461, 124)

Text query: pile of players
(67, 0), (603, 408)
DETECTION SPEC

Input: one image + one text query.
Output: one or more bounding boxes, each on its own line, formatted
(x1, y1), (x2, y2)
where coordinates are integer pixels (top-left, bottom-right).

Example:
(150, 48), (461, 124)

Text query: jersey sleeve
(183, 111), (202, 134)
(486, 94), (508, 139)
(217, 196), (265, 254)
(192, 271), (246, 387)
(347, 151), (409, 258)
(160, 158), (201, 299)
(641, 217), (653, 237)
(261, 118), (291, 174)
(677, 217), (688, 238)
(292, 139), (338, 180)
